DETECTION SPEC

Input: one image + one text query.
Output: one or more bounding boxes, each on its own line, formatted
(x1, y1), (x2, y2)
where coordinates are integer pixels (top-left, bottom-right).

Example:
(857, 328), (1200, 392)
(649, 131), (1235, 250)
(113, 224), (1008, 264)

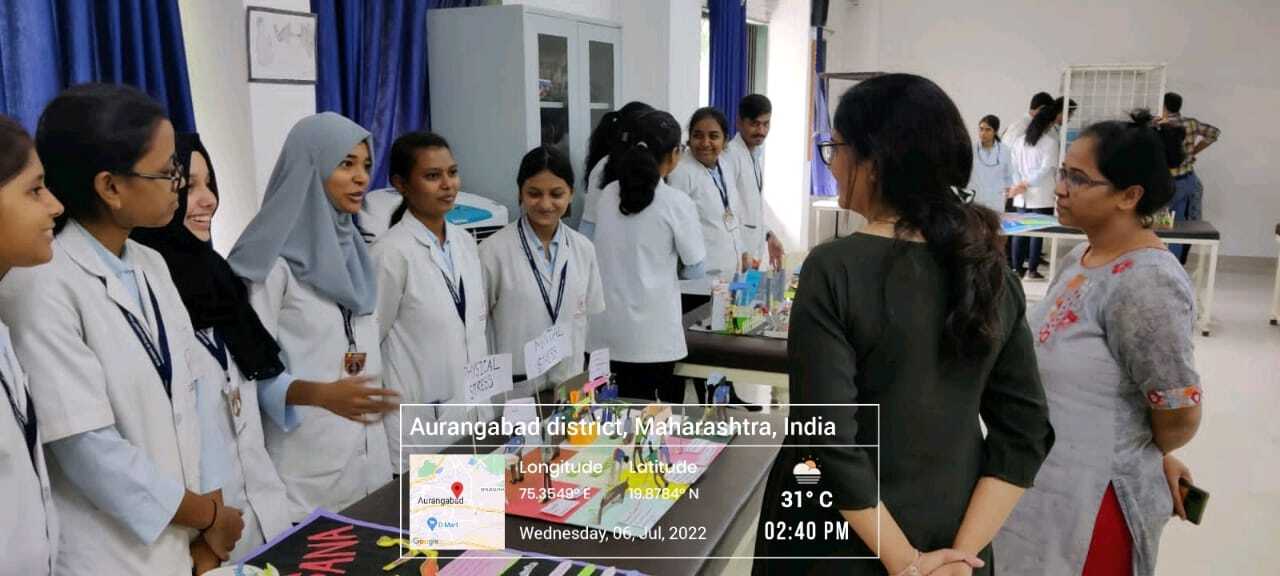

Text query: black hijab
(132, 133), (285, 381)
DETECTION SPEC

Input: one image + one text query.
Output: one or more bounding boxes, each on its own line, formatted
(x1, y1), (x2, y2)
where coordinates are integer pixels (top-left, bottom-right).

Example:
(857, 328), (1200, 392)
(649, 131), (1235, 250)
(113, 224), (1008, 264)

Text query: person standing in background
(1158, 92), (1220, 265)
(723, 94), (784, 270)
(1002, 91), (1054, 142)
(667, 107), (746, 283)
(969, 114), (1014, 213)
(589, 110), (706, 403)
(579, 101), (654, 240)
(0, 114), (64, 576)
(1009, 97), (1071, 279)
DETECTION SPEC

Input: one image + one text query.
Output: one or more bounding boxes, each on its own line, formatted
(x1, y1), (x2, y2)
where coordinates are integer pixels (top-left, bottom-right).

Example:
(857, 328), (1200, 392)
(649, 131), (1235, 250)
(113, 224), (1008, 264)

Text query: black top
(753, 234), (1054, 575)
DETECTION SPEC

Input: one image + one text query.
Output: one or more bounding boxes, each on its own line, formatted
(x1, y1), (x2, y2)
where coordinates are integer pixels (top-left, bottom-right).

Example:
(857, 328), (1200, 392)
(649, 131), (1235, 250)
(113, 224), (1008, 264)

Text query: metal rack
(1059, 63), (1168, 164)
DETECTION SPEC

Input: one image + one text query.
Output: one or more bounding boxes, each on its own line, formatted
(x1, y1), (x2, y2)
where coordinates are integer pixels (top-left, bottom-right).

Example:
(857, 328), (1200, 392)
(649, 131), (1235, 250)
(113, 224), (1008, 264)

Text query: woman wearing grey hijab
(229, 112), (399, 520)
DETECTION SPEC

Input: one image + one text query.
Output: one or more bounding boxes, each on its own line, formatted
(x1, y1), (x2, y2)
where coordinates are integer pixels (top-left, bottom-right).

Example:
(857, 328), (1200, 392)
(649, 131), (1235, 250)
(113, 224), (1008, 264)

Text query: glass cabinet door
(580, 24), (621, 139)
(587, 39), (615, 132)
(537, 33), (571, 158)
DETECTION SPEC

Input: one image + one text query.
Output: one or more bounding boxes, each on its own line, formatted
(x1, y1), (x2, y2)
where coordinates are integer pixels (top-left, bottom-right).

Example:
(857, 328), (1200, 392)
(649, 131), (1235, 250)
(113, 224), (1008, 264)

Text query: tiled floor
(1152, 256), (1280, 574)
(714, 253), (1280, 574)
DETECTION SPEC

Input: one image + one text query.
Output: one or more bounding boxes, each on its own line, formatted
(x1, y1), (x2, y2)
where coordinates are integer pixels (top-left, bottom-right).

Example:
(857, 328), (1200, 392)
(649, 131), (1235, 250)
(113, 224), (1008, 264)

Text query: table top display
(237, 509), (640, 576)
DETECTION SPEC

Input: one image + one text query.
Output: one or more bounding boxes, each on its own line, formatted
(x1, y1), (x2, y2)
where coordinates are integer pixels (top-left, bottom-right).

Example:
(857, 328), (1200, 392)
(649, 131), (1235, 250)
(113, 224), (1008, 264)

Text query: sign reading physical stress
(524, 325), (571, 381)
(464, 354), (514, 403)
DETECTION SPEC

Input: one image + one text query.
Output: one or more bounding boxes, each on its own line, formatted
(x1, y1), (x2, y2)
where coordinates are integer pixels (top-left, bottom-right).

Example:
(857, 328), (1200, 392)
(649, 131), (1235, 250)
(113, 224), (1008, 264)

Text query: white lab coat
(1009, 128), (1060, 210)
(188, 333), (292, 561)
(722, 133), (768, 264)
(0, 321), (58, 576)
(0, 221), (202, 574)
(580, 155), (609, 229)
(666, 153), (745, 280)
(588, 180), (706, 363)
(372, 217), (489, 472)
(479, 219), (606, 392)
(247, 258), (392, 521)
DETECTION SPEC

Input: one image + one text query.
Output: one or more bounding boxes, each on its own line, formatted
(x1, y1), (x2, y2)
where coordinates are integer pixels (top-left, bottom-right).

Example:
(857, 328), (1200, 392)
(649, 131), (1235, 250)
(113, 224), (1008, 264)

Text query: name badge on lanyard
(196, 329), (246, 434)
(1, 368), (39, 474)
(518, 222), (568, 324)
(711, 163), (735, 227)
(110, 277), (173, 400)
(340, 307), (367, 376)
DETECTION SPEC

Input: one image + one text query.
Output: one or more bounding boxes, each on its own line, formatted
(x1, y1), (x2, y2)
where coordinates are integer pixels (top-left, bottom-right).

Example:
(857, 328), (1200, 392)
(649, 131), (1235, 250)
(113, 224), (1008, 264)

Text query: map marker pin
(451, 481), (464, 498)
(427, 517), (438, 531)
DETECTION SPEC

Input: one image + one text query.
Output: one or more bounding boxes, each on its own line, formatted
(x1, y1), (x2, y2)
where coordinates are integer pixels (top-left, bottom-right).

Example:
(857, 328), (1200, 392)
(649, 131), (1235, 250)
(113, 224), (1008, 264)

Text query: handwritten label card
(524, 325), (570, 380)
(588, 348), (610, 383)
(464, 354), (513, 403)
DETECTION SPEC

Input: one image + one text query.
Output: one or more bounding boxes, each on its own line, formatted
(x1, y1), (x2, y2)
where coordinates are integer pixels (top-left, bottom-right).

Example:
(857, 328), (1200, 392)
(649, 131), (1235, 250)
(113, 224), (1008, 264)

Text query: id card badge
(223, 379), (247, 435)
(343, 351), (368, 376)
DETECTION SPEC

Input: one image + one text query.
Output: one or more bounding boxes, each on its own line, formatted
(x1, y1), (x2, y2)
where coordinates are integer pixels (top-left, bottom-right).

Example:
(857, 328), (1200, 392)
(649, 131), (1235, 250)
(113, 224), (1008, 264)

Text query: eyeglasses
(817, 140), (850, 166)
(118, 158), (186, 192)
(1056, 167), (1110, 193)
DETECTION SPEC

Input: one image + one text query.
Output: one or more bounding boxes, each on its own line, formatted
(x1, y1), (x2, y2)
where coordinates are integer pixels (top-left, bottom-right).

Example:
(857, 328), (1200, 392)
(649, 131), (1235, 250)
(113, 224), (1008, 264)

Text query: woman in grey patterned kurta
(996, 111), (1203, 576)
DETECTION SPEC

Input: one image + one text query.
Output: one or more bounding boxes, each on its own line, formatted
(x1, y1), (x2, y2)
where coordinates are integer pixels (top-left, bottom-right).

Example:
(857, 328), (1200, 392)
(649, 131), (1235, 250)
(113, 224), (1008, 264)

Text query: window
(699, 15), (769, 107)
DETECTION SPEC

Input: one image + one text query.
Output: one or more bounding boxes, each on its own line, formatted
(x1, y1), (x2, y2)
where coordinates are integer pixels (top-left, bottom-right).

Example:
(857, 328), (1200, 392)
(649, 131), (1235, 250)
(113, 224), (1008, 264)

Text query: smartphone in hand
(1179, 478), (1209, 525)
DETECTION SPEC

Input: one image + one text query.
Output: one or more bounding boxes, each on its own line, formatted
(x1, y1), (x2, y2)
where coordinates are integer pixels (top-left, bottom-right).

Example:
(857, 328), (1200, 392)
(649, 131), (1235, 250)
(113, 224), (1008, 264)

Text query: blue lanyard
(518, 222), (569, 324)
(1, 368), (38, 473)
(439, 270), (467, 325)
(195, 329), (229, 377)
(710, 162), (730, 212)
(110, 278), (172, 399)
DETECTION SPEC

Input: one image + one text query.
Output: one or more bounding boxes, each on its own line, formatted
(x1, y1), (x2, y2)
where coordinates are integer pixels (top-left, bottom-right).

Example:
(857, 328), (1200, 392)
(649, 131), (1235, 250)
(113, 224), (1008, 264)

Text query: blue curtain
(0, 0), (195, 132)
(811, 27), (836, 197)
(313, 0), (481, 189)
(709, 0), (747, 137)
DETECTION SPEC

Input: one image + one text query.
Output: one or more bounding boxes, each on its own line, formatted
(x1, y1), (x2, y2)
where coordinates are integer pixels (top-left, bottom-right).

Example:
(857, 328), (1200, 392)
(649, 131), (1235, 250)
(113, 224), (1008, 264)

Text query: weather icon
(793, 459), (821, 485)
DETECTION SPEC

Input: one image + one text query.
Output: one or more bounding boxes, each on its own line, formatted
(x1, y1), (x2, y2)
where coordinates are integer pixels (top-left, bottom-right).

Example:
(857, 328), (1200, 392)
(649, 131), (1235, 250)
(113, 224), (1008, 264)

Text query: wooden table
(1007, 220), (1222, 336)
(675, 304), (789, 389)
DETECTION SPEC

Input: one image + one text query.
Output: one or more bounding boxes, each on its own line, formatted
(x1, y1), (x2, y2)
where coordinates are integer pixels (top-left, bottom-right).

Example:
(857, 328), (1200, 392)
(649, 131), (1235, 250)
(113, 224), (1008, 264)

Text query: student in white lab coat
(967, 114), (1014, 213)
(589, 110), (706, 402)
(372, 132), (489, 472)
(0, 84), (244, 574)
(723, 93), (785, 270)
(480, 145), (605, 393)
(666, 106), (747, 282)
(1008, 97), (1070, 279)
(579, 101), (653, 239)
(229, 112), (399, 521)
(0, 114), (64, 576)
(132, 134), (292, 569)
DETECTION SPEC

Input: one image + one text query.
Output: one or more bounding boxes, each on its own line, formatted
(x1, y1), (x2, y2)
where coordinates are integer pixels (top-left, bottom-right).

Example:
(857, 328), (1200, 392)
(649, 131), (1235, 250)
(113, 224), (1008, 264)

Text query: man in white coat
(723, 93), (784, 270)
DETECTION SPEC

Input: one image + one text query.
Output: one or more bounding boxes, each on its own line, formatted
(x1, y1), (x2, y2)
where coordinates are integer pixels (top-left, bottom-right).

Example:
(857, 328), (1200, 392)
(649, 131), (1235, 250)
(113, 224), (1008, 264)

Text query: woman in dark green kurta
(753, 74), (1055, 576)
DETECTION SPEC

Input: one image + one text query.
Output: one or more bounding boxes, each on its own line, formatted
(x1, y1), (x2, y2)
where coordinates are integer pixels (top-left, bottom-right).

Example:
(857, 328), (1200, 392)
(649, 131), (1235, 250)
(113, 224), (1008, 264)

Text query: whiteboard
(246, 7), (317, 84)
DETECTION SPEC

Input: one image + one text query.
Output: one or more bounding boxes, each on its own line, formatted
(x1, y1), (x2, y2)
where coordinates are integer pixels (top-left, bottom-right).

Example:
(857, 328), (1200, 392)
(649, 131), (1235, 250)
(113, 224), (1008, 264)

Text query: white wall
(505, 0), (620, 22)
(616, 0), (701, 123)
(762, 0), (812, 253)
(178, 0), (316, 254)
(839, 0), (1280, 257)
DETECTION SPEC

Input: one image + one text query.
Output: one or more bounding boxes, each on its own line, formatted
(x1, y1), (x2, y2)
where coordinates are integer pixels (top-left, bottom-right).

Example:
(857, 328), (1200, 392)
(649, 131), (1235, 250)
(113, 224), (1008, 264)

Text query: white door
(574, 22), (622, 227)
